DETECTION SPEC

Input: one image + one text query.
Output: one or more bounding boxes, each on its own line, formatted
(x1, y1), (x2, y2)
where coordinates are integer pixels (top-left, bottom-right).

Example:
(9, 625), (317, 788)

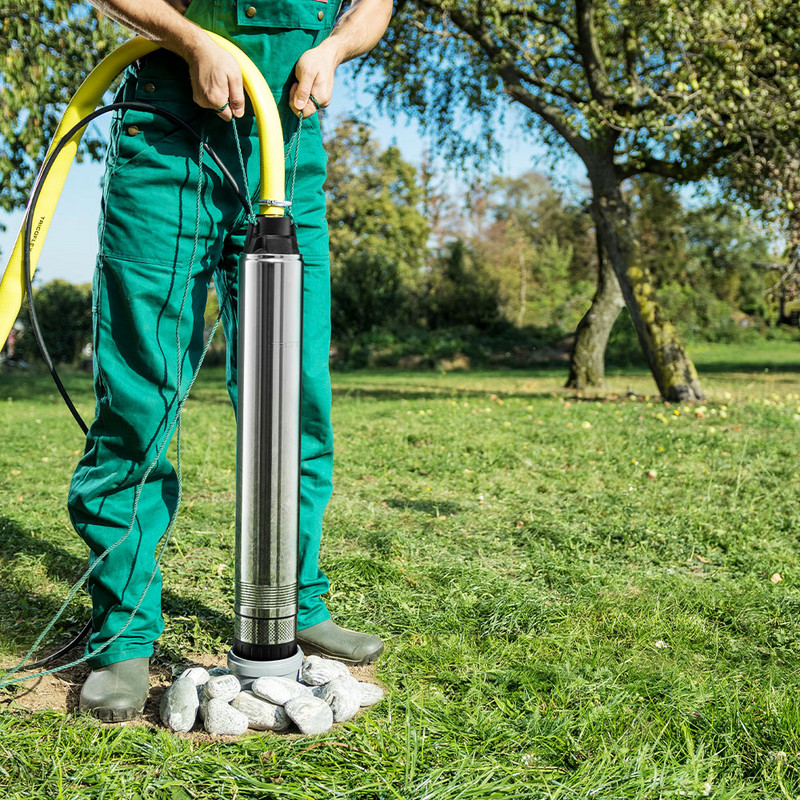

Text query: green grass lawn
(1, 341), (800, 798)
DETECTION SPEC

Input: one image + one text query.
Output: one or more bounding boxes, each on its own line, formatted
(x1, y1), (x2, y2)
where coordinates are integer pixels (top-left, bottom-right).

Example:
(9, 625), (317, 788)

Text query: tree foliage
(371, 0), (800, 183)
(18, 279), (93, 364)
(1, 2), (123, 212)
(324, 118), (430, 338)
(630, 178), (776, 340)
(324, 117), (430, 284)
(704, 5), (800, 307)
(467, 173), (595, 330)
(422, 239), (503, 331)
(331, 250), (410, 338)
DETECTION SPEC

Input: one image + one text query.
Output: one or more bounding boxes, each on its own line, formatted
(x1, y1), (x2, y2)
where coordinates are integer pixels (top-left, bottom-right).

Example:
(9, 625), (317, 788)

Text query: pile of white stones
(159, 655), (384, 737)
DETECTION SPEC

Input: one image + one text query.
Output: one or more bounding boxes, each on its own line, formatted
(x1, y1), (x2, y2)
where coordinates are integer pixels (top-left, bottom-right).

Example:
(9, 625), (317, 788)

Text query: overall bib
(67, 0), (337, 668)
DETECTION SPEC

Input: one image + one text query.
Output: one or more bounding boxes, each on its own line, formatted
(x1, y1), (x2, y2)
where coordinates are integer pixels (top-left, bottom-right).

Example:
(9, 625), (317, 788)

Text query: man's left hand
(289, 40), (341, 118)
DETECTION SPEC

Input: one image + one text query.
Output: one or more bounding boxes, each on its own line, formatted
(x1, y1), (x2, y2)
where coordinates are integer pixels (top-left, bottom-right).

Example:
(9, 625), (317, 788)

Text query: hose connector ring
(258, 199), (292, 208)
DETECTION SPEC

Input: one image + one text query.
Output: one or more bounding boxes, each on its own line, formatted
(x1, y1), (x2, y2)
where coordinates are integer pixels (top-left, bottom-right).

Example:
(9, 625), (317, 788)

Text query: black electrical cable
(20, 101), (254, 670)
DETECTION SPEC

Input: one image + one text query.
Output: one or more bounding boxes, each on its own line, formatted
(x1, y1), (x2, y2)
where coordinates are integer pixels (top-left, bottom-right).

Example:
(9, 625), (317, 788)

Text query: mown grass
(1, 340), (799, 798)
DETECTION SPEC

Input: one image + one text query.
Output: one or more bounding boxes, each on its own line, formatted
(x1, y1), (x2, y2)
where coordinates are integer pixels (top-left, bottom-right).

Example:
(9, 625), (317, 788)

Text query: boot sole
(87, 705), (144, 723)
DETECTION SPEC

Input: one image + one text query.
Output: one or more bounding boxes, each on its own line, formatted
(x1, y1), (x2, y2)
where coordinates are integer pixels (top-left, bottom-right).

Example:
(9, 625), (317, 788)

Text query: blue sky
(0, 64), (586, 286)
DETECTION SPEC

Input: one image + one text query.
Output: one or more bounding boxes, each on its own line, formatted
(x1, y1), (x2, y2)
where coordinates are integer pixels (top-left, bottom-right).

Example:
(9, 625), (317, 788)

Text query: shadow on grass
(695, 360), (800, 374)
(1, 369), (646, 409)
(331, 383), (584, 402)
(0, 368), (237, 408)
(335, 387), (517, 402)
(384, 498), (461, 516)
(0, 515), (232, 666)
(0, 369), (95, 403)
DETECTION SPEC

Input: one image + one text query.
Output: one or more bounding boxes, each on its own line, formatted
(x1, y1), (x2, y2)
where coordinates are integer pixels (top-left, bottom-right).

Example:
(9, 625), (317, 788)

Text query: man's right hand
(162, 0), (243, 120)
(184, 35), (245, 121)
(89, 1), (244, 121)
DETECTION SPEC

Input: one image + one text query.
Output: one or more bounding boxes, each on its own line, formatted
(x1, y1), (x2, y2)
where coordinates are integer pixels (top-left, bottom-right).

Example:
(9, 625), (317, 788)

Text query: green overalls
(67, 0), (338, 668)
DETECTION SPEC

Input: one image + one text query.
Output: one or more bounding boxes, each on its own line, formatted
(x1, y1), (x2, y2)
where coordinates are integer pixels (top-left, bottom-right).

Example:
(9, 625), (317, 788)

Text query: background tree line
(323, 119), (785, 371)
(6, 117), (789, 373)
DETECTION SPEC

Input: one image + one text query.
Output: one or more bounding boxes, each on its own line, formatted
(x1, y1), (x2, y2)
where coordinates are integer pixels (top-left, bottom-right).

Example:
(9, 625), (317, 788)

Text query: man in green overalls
(71, 0), (393, 720)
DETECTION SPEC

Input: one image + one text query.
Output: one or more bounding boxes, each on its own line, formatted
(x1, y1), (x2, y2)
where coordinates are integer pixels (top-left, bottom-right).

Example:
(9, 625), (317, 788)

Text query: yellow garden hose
(0, 31), (286, 349)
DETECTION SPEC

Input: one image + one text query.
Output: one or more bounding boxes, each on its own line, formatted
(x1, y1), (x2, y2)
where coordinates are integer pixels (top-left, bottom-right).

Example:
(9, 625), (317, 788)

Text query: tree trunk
(588, 162), (704, 402)
(565, 238), (624, 390)
(516, 249), (527, 327)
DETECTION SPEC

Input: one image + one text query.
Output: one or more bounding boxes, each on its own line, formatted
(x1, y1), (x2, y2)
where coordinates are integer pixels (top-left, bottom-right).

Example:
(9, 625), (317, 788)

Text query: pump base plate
(227, 645), (304, 689)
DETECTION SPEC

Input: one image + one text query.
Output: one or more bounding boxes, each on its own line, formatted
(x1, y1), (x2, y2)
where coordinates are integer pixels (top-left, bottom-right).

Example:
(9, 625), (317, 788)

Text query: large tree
(367, 0), (799, 400)
(1, 1), (123, 213)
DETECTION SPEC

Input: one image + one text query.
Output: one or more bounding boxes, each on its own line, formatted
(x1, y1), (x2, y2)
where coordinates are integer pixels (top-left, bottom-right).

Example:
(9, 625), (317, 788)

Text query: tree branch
(413, 1), (591, 160)
(616, 141), (742, 181)
(499, 34), (589, 106)
(504, 80), (589, 160)
(575, 0), (613, 107)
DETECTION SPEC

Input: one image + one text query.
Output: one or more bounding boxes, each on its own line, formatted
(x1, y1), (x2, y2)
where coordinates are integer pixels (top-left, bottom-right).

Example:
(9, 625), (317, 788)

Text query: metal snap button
(317, 9), (324, 20)
(144, 82), (156, 93)
(126, 125), (140, 137)
(245, 6), (256, 17)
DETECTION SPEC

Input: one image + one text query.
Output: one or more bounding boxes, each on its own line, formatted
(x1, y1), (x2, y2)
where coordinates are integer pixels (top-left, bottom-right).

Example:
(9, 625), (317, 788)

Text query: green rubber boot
(297, 621), (384, 666)
(79, 657), (150, 722)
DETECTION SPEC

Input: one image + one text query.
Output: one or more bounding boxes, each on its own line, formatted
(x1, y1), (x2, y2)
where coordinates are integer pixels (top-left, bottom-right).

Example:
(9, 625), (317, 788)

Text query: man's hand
(185, 37), (245, 121)
(288, 0), (392, 119)
(289, 40), (340, 119)
(88, 1), (244, 120)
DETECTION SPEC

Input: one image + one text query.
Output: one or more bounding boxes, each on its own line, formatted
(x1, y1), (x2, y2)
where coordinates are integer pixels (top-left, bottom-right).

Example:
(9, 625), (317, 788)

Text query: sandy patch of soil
(1, 647), (383, 741)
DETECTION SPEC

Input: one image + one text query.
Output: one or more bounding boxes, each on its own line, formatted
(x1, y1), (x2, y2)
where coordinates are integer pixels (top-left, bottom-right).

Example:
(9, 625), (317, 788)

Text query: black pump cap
(233, 639), (299, 661)
(245, 214), (300, 255)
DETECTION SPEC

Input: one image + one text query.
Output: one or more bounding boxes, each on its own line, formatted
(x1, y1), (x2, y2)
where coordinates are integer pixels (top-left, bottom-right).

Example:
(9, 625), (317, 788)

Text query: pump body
(228, 215), (305, 684)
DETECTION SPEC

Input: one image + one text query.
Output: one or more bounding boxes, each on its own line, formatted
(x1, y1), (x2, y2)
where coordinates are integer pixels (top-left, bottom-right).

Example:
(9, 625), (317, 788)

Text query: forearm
(87, 0), (202, 62)
(323, 0), (394, 66)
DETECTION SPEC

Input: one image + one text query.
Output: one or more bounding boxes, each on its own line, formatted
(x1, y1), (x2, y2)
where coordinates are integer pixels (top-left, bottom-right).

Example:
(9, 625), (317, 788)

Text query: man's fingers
(228, 75), (245, 119)
(289, 88), (319, 118)
(293, 71), (314, 112)
(290, 81), (329, 118)
(301, 99), (318, 118)
(213, 95), (233, 121)
(188, 41), (245, 122)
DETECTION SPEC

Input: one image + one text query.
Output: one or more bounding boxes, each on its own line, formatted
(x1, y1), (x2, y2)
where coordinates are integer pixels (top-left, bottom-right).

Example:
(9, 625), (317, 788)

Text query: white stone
(180, 667), (210, 687)
(232, 691), (290, 732)
(251, 676), (312, 706)
(204, 673), (242, 703)
(159, 676), (199, 733)
(284, 695), (334, 735)
(204, 697), (249, 736)
(358, 682), (385, 707)
(300, 655), (351, 686)
(316, 676), (361, 722)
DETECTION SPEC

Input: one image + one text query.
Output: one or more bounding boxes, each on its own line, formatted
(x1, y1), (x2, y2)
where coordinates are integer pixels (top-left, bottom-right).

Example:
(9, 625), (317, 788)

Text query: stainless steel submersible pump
(227, 215), (305, 684)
